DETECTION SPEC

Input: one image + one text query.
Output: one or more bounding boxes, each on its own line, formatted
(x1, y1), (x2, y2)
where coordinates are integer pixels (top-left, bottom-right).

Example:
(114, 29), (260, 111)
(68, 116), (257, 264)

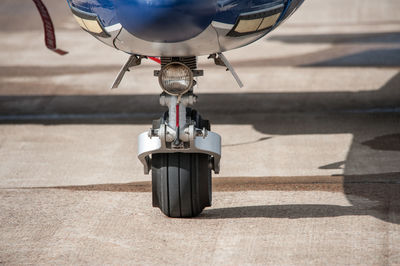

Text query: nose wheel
(138, 105), (220, 218)
(143, 108), (220, 218)
(151, 110), (213, 217)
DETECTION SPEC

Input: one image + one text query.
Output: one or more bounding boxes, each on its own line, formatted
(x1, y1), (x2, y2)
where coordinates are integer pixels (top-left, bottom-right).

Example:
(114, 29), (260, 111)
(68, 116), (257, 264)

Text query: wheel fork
(138, 93), (221, 175)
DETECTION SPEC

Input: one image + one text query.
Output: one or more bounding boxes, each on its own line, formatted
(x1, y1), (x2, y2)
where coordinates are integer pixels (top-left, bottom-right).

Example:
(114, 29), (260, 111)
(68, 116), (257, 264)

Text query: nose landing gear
(137, 57), (221, 217)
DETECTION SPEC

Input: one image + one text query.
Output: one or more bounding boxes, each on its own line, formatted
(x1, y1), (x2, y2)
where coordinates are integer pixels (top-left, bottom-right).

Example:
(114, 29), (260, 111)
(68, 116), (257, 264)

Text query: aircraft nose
(115, 0), (217, 43)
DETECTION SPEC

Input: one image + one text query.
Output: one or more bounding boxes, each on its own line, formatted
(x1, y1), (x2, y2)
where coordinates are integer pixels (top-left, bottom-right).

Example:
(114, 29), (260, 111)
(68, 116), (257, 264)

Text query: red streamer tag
(32, 0), (68, 55)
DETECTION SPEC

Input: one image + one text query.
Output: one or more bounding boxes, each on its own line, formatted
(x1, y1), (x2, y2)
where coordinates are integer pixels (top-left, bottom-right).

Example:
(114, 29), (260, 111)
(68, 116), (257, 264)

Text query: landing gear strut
(137, 57), (221, 217)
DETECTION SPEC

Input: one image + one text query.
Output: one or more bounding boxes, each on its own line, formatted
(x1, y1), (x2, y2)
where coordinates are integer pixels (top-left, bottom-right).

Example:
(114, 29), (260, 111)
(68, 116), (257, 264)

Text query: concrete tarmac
(0, 0), (400, 264)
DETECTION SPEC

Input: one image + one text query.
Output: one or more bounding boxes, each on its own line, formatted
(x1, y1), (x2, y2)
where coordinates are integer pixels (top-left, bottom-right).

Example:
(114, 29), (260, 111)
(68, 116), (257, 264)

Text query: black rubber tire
(152, 153), (212, 218)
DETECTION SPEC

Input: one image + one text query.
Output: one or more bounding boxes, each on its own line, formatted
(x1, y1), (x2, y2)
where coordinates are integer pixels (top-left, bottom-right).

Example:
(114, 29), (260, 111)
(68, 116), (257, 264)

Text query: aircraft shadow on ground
(200, 204), (388, 220)
(199, 180), (399, 223)
(0, 71), (399, 125)
(1, 31), (399, 223)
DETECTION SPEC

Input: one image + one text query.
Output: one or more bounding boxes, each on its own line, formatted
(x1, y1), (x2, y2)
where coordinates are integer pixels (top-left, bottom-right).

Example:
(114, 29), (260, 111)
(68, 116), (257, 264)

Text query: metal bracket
(111, 54), (142, 89)
(138, 126), (221, 175)
(154, 69), (203, 77)
(209, 53), (243, 88)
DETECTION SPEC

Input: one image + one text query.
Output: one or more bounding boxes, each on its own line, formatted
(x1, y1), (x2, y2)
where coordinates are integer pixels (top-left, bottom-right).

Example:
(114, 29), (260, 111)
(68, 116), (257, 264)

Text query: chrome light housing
(158, 62), (193, 96)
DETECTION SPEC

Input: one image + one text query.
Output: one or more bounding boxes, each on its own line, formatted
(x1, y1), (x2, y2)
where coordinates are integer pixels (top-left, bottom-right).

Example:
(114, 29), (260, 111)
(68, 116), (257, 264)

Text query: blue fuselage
(67, 0), (303, 56)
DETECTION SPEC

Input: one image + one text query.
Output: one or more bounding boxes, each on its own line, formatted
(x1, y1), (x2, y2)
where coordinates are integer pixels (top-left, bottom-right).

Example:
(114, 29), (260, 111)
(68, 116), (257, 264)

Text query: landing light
(158, 62), (193, 96)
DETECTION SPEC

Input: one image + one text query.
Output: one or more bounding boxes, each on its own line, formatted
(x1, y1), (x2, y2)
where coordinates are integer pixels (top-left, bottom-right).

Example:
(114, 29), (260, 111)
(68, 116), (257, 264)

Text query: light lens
(159, 62), (193, 96)
(235, 18), (263, 33)
(227, 5), (284, 37)
(258, 13), (281, 30)
(70, 7), (110, 38)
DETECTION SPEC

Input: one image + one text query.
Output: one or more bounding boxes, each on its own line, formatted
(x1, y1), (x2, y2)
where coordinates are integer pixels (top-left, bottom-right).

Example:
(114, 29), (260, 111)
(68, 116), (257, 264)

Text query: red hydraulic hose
(149, 56), (161, 64)
(176, 104), (180, 128)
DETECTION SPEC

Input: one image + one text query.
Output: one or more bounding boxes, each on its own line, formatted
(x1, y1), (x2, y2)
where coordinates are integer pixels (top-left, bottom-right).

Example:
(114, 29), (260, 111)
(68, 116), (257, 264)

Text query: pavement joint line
(1, 179), (399, 192)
